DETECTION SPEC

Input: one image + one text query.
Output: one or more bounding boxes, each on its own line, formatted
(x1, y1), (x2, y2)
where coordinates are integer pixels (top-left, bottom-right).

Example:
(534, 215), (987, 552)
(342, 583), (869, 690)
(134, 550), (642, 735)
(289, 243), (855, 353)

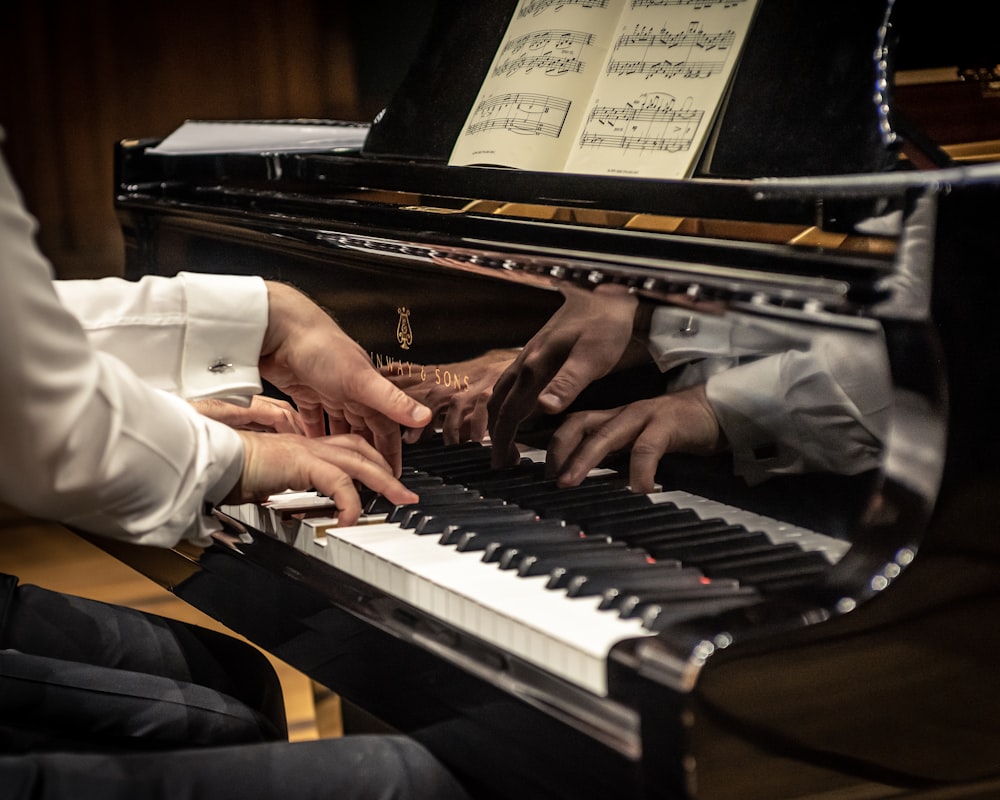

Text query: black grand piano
(101, 1), (1000, 797)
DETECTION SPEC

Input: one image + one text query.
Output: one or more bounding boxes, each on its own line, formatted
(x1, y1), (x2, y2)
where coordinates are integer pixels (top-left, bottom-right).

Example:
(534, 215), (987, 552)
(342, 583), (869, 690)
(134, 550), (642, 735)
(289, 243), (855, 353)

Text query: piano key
(582, 505), (700, 536)
(560, 563), (695, 595)
(543, 549), (656, 587)
(610, 518), (741, 544)
(412, 506), (539, 534)
(507, 482), (634, 509)
(639, 531), (779, 562)
(533, 493), (655, 522)
(698, 548), (832, 586)
(483, 472), (620, 499)
(219, 444), (851, 698)
(638, 591), (764, 633)
(309, 520), (653, 695)
(597, 578), (741, 612)
(517, 547), (651, 580)
(440, 518), (577, 547)
(452, 524), (583, 552)
(388, 493), (492, 525)
(497, 539), (628, 571)
(617, 583), (760, 621)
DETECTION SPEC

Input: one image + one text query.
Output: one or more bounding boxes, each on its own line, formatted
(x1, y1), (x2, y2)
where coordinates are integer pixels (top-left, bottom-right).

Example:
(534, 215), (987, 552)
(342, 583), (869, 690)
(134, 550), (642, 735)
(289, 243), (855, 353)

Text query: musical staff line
(518, 0), (609, 17)
(608, 21), (736, 80)
(495, 30), (595, 77)
(466, 93), (573, 138)
(579, 95), (704, 153)
(631, 0), (750, 9)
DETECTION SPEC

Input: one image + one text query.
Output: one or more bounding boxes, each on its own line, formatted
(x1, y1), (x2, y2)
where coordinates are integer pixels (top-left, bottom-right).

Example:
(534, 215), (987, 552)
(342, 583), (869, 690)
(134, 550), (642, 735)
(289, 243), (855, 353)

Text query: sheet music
(449, 0), (759, 179)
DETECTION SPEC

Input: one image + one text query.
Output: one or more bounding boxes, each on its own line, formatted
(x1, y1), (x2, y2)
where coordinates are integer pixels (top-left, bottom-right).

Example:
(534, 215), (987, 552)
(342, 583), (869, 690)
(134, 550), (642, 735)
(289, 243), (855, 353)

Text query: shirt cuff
(178, 272), (268, 402)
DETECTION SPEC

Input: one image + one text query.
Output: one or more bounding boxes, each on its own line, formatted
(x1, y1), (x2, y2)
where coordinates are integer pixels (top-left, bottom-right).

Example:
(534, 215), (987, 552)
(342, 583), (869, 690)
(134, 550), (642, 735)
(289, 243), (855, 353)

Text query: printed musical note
(607, 21), (736, 80)
(580, 93), (704, 152)
(495, 30), (595, 77)
(466, 92), (573, 138)
(518, 0), (609, 17)
(631, 0), (750, 9)
(448, 0), (760, 180)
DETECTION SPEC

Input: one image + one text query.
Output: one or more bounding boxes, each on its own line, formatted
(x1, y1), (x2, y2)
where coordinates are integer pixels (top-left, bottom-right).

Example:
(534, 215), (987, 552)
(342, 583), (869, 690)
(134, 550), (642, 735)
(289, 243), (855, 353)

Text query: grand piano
(101, 1), (1000, 797)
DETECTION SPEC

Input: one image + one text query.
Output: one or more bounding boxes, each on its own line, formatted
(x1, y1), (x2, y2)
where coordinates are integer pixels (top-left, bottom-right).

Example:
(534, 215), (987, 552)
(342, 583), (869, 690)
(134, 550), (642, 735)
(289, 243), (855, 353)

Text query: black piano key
(560, 564), (700, 597)
(397, 498), (508, 529)
(443, 519), (579, 547)
(388, 490), (488, 524)
(457, 462), (547, 493)
(511, 481), (630, 508)
(616, 583), (758, 620)
(457, 526), (584, 553)
(640, 531), (778, 562)
(535, 493), (655, 522)
(490, 537), (619, 567)
(700, 549), (831, 585)
(597, 574), (739, 611)
(583, 505), (700, 537)
(516, 546), (647, 579)
(611, 518), (739, 544)
(542, 549), (654, 586)
(412, 506), (538, 535)
(443, 459), (543, 486)
(499, 471), (620, 496)
(638, 591), (763, 633)
(402, 440), (489, 465)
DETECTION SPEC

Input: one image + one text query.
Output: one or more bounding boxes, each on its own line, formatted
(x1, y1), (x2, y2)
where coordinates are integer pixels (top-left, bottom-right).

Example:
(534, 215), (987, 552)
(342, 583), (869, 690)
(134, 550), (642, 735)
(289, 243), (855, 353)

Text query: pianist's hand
(225, 430), (419, 527)
(381, 348), (518, 445)
(190, 395), (304, 434)
(258, 281), (432, 475)
(545, 384), (722, 493)
(488, 284), (650, 468)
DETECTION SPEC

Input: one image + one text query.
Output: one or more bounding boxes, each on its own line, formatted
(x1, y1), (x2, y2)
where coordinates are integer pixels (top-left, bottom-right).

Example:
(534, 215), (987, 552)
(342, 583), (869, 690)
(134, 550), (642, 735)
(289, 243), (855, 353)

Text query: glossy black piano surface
(100, 1), (1000, 798)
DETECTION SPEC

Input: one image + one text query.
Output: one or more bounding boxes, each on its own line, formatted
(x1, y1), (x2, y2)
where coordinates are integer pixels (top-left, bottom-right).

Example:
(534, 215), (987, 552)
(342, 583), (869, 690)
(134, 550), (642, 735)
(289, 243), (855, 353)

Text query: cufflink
(208, 360), (234, 374)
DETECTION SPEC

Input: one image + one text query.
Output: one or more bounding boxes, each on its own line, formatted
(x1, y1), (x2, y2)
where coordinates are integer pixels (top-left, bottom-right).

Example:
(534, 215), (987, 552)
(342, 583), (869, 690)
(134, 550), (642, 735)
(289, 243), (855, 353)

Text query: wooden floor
(0, 512), (341, 742)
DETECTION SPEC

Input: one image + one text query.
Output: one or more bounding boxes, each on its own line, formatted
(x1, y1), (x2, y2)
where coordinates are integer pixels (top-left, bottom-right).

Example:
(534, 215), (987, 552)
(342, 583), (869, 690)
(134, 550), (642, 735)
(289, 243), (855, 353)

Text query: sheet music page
(449, 0), (627, 171)
(565, 0), (759, 179)
(448, 0), (759, 180)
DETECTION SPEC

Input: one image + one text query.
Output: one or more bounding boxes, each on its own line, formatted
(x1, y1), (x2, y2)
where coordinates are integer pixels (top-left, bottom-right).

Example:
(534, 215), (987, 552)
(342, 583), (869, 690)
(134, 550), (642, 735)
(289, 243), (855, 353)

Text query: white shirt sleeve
(54, 271), (267, 405)
(0, 140), (248, 547)
(705, 332), (893, 484)
(646, 305), (892, 483)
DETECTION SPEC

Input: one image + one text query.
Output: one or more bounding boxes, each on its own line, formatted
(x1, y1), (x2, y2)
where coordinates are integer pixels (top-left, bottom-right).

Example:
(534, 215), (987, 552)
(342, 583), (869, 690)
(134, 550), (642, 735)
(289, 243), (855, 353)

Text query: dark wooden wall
(0, 0), (430, 279)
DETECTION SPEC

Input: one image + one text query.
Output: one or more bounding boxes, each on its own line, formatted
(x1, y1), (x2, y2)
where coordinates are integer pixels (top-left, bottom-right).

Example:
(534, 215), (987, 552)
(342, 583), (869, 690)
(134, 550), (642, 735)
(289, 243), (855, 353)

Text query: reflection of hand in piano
(380, 348), (519, 445)
(489, 284), (649, 467)
(546, 383), (722, 492)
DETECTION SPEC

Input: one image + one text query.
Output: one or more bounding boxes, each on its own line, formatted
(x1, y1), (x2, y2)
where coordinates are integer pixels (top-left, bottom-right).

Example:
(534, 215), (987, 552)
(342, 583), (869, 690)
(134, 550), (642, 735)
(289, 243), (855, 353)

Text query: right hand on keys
(224, 430), (419, 527)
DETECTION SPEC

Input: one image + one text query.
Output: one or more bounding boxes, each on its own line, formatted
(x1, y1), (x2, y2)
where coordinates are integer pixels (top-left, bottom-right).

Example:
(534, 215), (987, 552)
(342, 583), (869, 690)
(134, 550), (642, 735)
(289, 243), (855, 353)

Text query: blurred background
(0, 0), (433, 280)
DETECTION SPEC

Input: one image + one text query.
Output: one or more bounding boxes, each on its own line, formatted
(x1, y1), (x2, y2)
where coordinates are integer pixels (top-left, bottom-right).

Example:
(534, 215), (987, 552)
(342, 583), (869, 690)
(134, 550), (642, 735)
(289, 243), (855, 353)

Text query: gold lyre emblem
(396, 306), (413, 350)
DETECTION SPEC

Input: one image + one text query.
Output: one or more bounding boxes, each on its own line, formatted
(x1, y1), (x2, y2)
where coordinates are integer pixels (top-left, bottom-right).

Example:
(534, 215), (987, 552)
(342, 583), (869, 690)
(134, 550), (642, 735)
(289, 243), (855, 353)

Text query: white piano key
(324, 522), (651, 695)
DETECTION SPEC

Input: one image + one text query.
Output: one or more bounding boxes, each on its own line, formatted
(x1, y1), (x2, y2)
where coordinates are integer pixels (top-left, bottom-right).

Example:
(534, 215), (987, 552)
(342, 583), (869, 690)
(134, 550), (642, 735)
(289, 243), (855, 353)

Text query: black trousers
(0, 573), (470, 800)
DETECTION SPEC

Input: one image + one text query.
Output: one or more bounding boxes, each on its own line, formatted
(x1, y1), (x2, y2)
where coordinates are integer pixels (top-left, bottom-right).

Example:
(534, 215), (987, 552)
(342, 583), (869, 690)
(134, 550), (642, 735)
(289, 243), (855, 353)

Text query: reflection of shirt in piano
(0, 135), (263, 546)
(647, 306), (892, 484)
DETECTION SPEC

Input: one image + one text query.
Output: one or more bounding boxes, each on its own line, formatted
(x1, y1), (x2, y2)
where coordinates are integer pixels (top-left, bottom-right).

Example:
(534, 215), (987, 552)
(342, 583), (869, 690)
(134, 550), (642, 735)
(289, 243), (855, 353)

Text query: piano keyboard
(219, 442), (849, 696)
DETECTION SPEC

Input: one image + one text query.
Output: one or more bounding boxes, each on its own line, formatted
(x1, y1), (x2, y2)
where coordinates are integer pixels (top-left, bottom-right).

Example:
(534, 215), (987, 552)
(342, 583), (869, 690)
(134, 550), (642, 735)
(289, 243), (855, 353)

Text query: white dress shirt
(647, 305), (892, 484)
(1, 134), (268, 547)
